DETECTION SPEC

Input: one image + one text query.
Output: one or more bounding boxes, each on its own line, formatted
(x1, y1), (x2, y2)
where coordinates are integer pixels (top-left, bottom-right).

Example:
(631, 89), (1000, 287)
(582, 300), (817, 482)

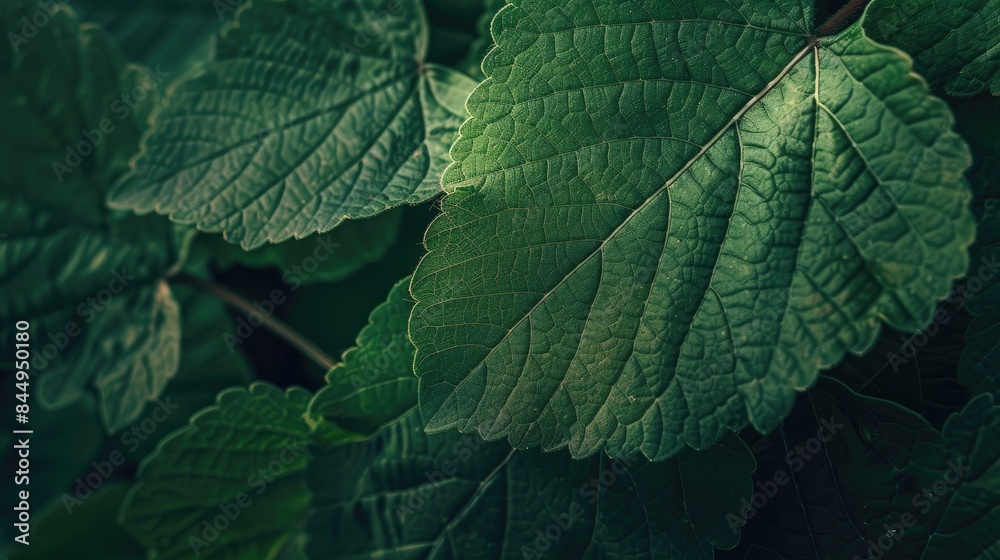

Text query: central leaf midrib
(433, 40), (818, 408)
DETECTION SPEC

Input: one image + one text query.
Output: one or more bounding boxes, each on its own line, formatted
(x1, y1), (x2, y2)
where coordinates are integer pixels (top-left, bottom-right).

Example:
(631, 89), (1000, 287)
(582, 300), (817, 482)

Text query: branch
(172, 273), (337, 372)
(816, 0), (871, 37)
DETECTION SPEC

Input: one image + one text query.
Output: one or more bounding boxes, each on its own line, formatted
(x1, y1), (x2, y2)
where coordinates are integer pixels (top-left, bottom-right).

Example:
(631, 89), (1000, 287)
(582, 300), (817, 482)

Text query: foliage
(2, 0), (999, 558)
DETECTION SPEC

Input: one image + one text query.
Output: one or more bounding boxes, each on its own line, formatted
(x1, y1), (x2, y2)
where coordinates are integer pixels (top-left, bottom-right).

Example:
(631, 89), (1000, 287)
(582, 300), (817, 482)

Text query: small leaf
(865, 0), (1000, 97)
(308, 277), (417, 438)
(109, 0), (477, 250)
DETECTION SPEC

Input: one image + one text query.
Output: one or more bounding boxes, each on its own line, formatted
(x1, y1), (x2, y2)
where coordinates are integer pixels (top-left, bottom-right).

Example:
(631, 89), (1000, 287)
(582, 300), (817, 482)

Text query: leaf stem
(815, 0), (871, 37)
(172, 272), (338, 372)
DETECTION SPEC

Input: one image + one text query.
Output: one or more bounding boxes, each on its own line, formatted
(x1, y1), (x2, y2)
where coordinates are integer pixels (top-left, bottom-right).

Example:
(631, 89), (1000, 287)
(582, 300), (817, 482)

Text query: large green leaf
(109, 0), (477, 250)
(308, 277), (418, 437)
(726, 379), (1000, 560)
(865, 0), (1000, 97)
(410, 0), (975, 461)
(120, 383), (331, 560)
(306, 409), (754, 559)
(0, 0), (186, 431)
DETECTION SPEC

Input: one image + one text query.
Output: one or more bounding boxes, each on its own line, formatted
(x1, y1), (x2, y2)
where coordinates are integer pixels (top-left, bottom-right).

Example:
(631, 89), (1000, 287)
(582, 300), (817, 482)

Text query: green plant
(1, 0), (998, 558)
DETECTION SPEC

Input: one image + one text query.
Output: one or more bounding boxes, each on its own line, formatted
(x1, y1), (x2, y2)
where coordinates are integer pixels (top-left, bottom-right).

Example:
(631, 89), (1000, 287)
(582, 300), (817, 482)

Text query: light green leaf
(306, 409), (754, 559)
(0, 0), (186, 431)
(120, 383), (331, 560)
(109, 0), (477, 250)
(196, 210), (403, 285)
(865, 0), (1000, 97)
(410, 1), (975, 460)
(308, 277), (417, 437)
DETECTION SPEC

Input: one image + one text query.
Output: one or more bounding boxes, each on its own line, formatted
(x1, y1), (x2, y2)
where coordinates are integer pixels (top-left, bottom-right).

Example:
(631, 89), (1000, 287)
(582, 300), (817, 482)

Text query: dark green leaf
(306, 410), (754, 559)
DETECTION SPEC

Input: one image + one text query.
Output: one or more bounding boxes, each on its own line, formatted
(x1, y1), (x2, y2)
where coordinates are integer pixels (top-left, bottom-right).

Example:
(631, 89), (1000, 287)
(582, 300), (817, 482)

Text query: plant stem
(172, 272), (337, 372)
(815, 0), (871, 37)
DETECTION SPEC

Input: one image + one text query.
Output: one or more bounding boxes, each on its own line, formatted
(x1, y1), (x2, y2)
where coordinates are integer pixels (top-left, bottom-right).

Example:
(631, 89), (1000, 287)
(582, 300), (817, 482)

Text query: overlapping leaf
(865, 0), (1000, 97)
(726, 379), (1000, 560)
(410, 0), (975, 461)
(120, 383), (328, 560)
(109, 0), (477, 250)
(307, 409), (754, 559)
(0, 0), (186, 431)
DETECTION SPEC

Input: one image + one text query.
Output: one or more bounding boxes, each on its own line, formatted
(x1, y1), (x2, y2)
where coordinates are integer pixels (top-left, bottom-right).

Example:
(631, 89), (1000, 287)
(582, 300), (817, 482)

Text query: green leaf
(0, 0), (186, 431)
(865, 0), (1000, 97)
(109, 0), (477, 250)
(308, 277), (417, 437)
(410, 0), (975, 460)
(729, 378), (1000, 560)
(922, 393), (1000, 558)
(0, 396), (103, 542)
(827, 317), (969, 429)
(306, 410), (754, 559)
(950, 95), (1000, 202)
(455, 0), (506, 79)
(195, 210), (403, 285)
(120, 383), (328, 560)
